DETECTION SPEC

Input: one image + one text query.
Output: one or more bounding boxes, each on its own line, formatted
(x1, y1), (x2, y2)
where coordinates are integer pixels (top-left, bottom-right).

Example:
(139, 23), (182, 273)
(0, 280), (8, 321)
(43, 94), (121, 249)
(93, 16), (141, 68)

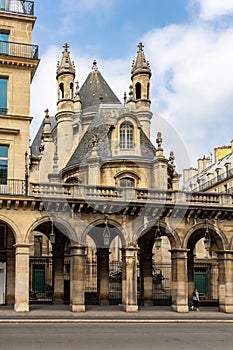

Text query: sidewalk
(1, 304), (233, 323)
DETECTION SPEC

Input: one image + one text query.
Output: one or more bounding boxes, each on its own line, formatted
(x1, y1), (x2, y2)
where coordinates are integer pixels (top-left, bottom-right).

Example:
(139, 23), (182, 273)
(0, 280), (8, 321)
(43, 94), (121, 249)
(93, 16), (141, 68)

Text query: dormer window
(120, 122), (133, 149)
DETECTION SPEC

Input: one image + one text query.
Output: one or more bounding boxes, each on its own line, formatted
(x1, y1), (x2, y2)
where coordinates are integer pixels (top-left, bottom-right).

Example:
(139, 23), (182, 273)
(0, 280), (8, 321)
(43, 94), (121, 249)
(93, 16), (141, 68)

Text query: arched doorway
(0, 221), (15, 305)
(29, 219), (72, 305)
(138, 223), (172, 306)
(84, 221), (124, 306)
(187, 222), (223, 308)
(28, 229), (53, 303)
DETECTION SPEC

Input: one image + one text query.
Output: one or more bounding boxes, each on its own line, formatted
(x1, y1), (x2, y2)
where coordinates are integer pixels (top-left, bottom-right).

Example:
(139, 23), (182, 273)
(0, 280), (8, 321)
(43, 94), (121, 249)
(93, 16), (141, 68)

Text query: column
(187, 251), (195, 305)
(217, 250), (233, 313)
(121, 246), (139, 312)
(97, 248), (110, 305)
(70, 244), (86, 312)
(170, 249), (189, 312)
(14, 244), (31, 312)
(143, 252), (153, 306)
(53, 243), (64, 303)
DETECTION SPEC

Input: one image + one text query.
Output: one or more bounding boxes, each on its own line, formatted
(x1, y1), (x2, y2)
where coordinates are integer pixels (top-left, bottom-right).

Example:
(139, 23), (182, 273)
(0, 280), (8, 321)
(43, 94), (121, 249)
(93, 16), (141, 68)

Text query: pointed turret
(56, 43), (75, 78)
(127, 43), (152, 138)
(131, 42), (151, 79)
(56, 44), (76, 167)
(129, 42), (151, 108)
(56, 43), (75, 113)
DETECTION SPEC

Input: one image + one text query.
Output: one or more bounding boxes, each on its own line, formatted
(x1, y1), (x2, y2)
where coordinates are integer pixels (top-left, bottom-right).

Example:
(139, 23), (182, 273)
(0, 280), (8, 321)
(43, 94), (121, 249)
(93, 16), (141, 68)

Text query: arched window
(70, 82), (73, 99)
(147, 83), (150, 99)
(120, 122), (133, 149)
(135, 82), (141, 99)
(120, 177), (135, 187)
(59, 82), (64, 99)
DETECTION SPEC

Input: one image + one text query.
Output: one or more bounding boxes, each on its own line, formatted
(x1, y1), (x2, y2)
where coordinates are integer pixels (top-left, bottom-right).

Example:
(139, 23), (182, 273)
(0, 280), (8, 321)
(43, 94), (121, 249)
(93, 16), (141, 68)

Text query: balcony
(0, 0), (34, 16)
(0, 179), (27, 195)
(0, 180), (233, 208)
(0, 40), (38, 59)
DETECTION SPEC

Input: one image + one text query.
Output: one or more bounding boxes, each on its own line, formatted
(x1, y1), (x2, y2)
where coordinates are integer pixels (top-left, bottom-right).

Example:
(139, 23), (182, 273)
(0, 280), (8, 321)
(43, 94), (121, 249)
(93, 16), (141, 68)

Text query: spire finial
(138, 42), (144, 51)
(56, 43), (75, 77)
(44, 108), (49, 117)
(156, 132), (163, 149)
(92, 59), (98, 71)
(63, 43), (69, 52)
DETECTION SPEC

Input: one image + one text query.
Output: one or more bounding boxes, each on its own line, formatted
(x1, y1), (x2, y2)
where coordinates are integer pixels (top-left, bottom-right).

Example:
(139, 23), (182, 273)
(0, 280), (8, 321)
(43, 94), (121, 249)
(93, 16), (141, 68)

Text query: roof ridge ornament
(92, 59), (98, 71)
(138, 42), (144, 52)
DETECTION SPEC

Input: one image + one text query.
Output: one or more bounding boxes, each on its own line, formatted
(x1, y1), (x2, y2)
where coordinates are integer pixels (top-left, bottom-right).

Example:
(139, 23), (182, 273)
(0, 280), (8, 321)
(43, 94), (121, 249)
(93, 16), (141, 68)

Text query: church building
(1, 1), (233, 314)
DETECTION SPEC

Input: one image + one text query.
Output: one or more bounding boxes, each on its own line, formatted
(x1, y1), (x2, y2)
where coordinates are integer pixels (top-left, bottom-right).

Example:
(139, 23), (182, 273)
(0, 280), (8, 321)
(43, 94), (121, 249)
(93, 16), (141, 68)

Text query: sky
(31, 0), (233, 172)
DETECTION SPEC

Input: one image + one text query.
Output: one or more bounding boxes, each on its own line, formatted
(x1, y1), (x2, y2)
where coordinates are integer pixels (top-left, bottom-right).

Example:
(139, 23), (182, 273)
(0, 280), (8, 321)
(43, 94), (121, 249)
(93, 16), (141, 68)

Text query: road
(0, 323), (233, 350)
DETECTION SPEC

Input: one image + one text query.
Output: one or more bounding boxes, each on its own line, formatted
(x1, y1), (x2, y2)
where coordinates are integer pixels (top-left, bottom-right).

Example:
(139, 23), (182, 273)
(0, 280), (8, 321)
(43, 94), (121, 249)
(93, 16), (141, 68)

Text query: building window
(34, 235), (42, 256)
(0, 32), (9, 55)
(0, 0), (6, 10)
(120, 177), (135, 187)
(147, 83), (150, 99)
(0, 145), (8, 185)
(0, 224), (7, 249)
(135, 82), (141, 99)
(59, 82), (64, 99)
(70, 82), (73, 99)
(0, 78), (8, 114)
(120, 122), (133, 149)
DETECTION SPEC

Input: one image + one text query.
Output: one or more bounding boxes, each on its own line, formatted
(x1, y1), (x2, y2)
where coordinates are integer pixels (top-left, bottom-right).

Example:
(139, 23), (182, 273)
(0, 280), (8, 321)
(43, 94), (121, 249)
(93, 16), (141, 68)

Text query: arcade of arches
(0, 199), (233, 313)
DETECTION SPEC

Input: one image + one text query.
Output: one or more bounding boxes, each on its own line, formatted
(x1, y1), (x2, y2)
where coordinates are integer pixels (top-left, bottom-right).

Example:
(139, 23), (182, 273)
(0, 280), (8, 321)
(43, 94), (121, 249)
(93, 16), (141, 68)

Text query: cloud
(143, 22), (233, 166)
(191, 0), (233, 20)
(31, 45), (130, 139)
(31, 1), (233, 172)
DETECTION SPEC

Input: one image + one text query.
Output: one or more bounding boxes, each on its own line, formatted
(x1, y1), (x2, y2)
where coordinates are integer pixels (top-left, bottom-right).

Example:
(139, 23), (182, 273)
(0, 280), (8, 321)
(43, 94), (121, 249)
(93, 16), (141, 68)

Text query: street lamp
(49, 220), (56, 244)
(204, 219), (211, 251)
(103, 216), (110, 247)
(154, 221), (162, 250)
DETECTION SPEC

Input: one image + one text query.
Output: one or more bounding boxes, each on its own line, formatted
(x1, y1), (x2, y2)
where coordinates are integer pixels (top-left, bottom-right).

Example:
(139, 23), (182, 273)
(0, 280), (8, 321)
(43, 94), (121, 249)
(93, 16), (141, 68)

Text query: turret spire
(131, 42), (151, 78)
(56, 43), (75, 78)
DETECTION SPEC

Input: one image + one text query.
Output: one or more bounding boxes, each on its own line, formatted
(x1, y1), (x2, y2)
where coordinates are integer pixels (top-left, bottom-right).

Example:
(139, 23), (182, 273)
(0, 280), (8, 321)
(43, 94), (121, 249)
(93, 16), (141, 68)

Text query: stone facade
(1, 1), (233, 314)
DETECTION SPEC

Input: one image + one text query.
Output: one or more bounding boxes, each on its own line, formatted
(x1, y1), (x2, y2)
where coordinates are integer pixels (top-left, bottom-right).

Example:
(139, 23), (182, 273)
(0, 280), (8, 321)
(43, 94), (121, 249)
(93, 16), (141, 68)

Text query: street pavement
(1, 304), (233, 323)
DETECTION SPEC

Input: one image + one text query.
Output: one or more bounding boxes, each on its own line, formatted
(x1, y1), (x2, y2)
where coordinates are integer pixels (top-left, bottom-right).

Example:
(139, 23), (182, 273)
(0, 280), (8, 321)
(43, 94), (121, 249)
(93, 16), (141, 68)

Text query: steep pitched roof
(31, 116), (56, 157)
(64, 107), (156, 171)
(79, 60), (121, 110)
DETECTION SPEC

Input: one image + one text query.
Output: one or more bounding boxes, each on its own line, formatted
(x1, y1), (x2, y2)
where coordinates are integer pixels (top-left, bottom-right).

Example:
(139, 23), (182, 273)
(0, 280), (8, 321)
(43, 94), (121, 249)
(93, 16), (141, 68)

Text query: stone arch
(116, 112), (141, 128)
(81, 218), (128, 248)
(114, 169), (140, 186)
(0, 214), (22, 242)
(24, 215), (77, 244)
(133, 220), (181, 249)
(182, 222), (227, 251)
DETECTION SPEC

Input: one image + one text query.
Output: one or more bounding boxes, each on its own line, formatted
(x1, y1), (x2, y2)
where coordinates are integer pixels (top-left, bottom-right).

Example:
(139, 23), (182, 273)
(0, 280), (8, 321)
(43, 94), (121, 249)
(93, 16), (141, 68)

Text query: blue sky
(31, 0), (233, 172)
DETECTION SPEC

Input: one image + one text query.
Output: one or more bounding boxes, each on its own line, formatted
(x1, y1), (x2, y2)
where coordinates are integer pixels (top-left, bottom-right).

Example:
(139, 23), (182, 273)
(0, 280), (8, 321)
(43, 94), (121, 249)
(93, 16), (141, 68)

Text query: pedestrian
(191, 287), (200, 311)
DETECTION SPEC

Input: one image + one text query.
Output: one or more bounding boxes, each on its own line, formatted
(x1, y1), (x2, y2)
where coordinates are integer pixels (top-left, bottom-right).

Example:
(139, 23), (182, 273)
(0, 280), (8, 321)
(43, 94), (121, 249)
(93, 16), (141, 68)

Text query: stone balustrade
(28, 182), (233, 208)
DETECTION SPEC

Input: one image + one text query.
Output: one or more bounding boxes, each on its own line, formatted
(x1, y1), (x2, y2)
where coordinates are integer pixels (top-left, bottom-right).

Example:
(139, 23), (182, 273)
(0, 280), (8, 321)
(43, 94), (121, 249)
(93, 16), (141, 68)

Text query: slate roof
(79, 61), (121, 110)
(31, 116), (56, 157)
(64, 108), (156, 170)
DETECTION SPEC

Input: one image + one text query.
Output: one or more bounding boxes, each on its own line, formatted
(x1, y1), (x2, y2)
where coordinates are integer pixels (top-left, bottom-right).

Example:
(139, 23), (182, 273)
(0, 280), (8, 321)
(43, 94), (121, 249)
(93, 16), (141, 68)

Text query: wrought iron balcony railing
(0, 40), (38, 59)
(0, 0), (34, 16)
(0, 179), (26, 195)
